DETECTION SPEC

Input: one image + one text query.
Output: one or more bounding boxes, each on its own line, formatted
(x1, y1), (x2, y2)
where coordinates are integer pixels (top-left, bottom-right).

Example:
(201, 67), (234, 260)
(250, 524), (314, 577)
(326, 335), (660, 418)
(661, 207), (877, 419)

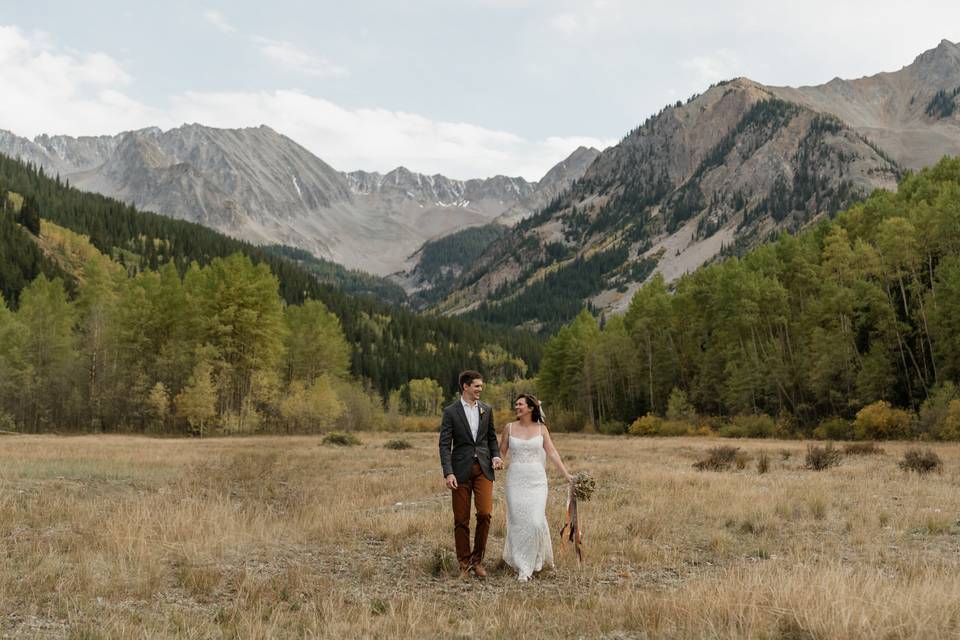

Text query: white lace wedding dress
(502, 424), (553, 580)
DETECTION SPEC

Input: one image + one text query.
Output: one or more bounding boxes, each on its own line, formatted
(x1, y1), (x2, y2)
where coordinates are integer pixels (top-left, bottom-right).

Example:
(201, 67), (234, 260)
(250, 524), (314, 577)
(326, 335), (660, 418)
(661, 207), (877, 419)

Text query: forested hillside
(539, 157), (960, 437)
(0, 154), (541, 407)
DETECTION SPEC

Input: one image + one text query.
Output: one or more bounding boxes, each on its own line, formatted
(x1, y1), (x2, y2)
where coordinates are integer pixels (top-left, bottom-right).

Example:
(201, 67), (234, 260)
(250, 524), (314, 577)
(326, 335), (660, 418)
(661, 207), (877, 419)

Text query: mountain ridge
(0, 125), (598, 276)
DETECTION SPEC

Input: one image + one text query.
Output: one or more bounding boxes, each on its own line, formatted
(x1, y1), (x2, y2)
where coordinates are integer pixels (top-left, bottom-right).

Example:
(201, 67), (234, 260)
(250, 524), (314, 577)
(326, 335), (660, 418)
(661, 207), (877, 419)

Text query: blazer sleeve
(486, 405), (501, 458)
(438, 406), (455, 477)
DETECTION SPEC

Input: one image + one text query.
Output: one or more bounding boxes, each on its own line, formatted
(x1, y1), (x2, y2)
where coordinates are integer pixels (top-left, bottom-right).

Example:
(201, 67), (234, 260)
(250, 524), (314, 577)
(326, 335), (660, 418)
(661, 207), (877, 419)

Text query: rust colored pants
(451, 462), (494, 568)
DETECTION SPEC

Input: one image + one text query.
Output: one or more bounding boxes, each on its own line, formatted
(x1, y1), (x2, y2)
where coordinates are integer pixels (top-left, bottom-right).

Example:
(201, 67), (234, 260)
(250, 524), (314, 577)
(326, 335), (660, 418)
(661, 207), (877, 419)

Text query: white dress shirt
(460, 396), (480, 441)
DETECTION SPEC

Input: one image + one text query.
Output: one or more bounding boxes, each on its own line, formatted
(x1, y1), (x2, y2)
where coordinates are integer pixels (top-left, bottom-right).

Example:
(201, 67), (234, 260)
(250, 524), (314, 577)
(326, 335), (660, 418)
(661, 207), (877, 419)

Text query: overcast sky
(1, 1), (958, 180)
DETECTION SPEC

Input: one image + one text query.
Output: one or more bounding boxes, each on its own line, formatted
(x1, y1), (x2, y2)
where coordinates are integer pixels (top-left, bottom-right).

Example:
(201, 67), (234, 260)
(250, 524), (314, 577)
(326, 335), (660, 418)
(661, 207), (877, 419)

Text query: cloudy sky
(1, 1), (958, 179)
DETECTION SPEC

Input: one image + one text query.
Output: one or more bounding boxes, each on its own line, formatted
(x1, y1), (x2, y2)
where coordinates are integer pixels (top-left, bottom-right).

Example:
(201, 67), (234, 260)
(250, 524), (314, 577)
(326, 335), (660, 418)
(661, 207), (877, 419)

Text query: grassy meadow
(2, 432), (960, 638)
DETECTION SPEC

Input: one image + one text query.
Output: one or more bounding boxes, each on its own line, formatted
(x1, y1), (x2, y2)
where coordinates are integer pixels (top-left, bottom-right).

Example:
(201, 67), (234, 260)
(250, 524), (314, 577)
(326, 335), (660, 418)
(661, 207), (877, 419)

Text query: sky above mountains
(1, 0), (959, 180)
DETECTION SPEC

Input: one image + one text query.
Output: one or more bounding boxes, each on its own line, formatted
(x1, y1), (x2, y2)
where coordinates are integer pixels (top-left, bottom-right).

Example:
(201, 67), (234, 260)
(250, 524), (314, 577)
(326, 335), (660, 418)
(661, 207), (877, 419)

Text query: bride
(499, 394), (573, 581)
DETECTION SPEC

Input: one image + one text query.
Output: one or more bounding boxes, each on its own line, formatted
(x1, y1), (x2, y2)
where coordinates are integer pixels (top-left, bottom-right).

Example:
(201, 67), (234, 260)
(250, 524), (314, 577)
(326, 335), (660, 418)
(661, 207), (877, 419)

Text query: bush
(660, 420), (695, 437)
(0, 412), (17, 433)
(842, 442), (885, 456)
(898, 448), (943, 475)
(599, 419), (628, 435)
(919, 381), (959, 438)
(334, 380), (386, 431)
(813, 417), (853, 440)
(734, 451), (750, 470)
(384, 439), (412, 450)
(387, 415), (439, 432)
(804, 443), (842, 471)
(853, 401), (914, 440)
(756, 452), (770, 474)
(323, 431), (361, 446)
(720, 414), (776, 438)
(935, 399), (960, 441)
(666, 388), (696, 422)
(693, 445), (739, 471)
(629, 413), (662, 436)
(547, 409), (589, 433)
(628, 415), (694, 437)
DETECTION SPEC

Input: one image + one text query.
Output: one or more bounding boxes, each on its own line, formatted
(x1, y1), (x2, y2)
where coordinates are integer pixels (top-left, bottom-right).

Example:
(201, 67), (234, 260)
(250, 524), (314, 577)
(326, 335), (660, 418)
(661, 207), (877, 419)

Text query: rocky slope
(770, 39), (960, 169)
(0, 126), (596, 276)
(422, 40), (960, 330)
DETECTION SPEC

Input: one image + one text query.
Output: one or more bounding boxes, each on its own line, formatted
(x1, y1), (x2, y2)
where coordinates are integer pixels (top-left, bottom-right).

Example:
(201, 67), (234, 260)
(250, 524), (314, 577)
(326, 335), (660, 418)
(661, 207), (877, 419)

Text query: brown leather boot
(471, 563), (487, 578)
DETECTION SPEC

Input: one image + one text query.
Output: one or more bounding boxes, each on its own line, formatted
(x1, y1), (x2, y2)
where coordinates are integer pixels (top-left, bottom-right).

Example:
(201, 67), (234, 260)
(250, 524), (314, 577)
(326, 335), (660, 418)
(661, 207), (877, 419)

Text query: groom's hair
(459, 370), (483, 391)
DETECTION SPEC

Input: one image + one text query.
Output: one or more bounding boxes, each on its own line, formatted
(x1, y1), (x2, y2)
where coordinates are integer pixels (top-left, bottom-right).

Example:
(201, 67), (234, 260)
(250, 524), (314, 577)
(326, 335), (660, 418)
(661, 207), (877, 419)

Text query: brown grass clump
(756, 452), (771, 474)
(804, 443), (842, 471)
(693, 445), (739, 471)
(843, 442), (885, 456)
(898, 448), (943, 475)
(322, 431), (361, 446)
(384, 438), (412, 450)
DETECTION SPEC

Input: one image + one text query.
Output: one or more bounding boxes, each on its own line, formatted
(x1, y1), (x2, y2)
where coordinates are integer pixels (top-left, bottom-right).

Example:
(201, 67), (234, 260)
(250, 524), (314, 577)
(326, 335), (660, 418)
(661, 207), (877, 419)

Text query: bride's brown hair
(516, 394), (545, 423)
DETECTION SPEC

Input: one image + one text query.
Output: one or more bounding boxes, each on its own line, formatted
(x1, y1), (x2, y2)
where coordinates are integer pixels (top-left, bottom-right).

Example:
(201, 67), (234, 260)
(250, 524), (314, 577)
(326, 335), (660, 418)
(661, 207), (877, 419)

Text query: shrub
(323, 431), (361, 446)
(599, 419), (628, 435)
(334, 380), (386, 431)
(547, 409), (589, 433)
(0, 412), (17, 433)
(424, 546), (457, 577)
(756, 452), (770, 474)
(659, 420), (694, 437)
(843, 442), (885, 456)
(804, 444), (842, 471)
(898, 448), (943, 475)
(813, 417), (854, 440)
(629, 413), (662, 436)
(919, 381), (959, 438)
(853, 401), (914, 440)
(693, 445), (739, 471)
(935, 399), (960, 441)
(666, 387), (696, 422)
(721, 414), (776, 438)
(734, 451), (750, 470)
(384, 439), (412, 450)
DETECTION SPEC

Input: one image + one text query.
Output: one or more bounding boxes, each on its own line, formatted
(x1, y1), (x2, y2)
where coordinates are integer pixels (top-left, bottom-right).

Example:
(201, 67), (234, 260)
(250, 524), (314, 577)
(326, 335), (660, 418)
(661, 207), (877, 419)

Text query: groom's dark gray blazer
(439, 400), (500, 483)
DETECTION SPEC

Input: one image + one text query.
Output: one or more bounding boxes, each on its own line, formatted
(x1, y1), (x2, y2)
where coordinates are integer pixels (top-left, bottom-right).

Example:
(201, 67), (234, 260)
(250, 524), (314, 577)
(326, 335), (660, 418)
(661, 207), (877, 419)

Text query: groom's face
(462, 379), (483, 403)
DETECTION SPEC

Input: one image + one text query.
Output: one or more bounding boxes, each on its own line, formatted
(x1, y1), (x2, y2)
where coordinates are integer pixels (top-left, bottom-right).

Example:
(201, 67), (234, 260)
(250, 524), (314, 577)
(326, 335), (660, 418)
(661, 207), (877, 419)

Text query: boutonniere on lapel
(479, 406), (485, 418)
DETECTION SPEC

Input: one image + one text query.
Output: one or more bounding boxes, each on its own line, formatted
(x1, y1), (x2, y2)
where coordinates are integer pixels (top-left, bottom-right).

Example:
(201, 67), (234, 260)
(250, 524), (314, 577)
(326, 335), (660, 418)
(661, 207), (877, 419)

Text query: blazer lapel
(456, 402), (475, 443)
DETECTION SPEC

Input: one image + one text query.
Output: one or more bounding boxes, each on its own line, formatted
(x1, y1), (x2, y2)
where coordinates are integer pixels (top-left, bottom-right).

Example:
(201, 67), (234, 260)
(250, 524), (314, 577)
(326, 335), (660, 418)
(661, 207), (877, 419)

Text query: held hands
(493, 457), (504, 470)
(445, 474), (458, 490)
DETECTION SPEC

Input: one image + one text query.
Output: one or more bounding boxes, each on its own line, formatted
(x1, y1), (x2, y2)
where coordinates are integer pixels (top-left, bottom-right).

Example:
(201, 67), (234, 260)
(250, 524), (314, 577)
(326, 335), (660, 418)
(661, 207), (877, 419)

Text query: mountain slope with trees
(536, 157), (960, 436)
(0, 153), (542, 406)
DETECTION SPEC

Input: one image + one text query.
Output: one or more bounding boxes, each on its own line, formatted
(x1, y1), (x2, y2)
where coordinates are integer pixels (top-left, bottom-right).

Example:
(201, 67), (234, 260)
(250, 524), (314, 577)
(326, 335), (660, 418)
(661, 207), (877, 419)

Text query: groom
(438, 370), (502, 578)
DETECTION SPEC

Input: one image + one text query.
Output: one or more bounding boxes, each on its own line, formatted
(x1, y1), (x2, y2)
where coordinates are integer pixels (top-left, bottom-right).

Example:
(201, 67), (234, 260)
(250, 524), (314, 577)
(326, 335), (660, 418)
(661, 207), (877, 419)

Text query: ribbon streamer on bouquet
(559, 485), (583, 562)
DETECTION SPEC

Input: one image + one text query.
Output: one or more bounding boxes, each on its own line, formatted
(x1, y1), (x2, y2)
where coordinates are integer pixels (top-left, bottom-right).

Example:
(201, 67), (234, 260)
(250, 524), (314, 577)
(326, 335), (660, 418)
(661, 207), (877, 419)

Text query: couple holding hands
(438, 370), (573, 582)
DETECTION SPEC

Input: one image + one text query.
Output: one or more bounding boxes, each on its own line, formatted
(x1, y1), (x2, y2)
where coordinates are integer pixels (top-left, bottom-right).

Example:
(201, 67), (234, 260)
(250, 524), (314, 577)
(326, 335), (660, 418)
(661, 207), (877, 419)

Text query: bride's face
(514, 398), (531, 420)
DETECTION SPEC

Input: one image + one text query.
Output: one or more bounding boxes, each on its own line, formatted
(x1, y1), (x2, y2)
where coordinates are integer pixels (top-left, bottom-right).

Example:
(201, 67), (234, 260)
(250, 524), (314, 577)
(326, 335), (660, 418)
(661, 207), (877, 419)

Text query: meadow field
(2, 432), (960, 639)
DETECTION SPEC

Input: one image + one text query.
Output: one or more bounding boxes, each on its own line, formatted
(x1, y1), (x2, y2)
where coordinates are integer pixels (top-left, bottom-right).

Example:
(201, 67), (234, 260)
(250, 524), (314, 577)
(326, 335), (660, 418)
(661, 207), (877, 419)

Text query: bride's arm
(498, 422), (510, 460)
(542, 425), (572, 482)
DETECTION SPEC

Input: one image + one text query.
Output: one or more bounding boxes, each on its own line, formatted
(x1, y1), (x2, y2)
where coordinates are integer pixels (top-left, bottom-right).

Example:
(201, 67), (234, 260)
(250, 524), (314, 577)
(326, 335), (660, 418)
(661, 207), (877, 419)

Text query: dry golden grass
(3, 433), (960, 638)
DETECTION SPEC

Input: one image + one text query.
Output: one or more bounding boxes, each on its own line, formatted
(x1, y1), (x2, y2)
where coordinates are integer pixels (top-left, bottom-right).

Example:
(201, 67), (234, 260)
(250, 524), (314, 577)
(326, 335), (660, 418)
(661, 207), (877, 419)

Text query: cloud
(202, 9), (236, 33)
(0, 25), (165, 137)
(682, 49), (744, 85)
(253, 37), (348, 78)
(548, 13), (580, 35)
(0, 24), (608, 179)
(170, 89), (613, 179)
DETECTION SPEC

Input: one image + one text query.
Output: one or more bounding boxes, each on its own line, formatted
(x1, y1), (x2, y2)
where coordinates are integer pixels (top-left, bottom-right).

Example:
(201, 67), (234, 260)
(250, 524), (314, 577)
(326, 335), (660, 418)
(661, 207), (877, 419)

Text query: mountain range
(0, 125), (598, 276)
(1, 40), (958, 332)
(424, 39), (960, 330)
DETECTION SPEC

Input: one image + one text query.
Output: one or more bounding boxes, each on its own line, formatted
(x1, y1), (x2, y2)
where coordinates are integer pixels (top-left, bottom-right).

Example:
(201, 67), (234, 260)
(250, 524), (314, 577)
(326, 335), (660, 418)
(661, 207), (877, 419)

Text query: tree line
(537, 157), (960, 438)
(0, 153), (541, 400)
